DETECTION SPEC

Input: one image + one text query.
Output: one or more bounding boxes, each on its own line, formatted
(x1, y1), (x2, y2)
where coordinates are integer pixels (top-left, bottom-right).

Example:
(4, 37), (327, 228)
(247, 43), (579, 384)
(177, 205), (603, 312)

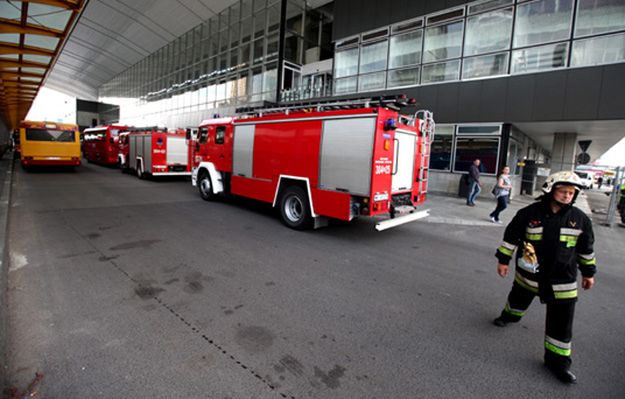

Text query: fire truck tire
(279, 186), (312, 230)
(136, 163), (145, 179)
(198, 171), (216, 201)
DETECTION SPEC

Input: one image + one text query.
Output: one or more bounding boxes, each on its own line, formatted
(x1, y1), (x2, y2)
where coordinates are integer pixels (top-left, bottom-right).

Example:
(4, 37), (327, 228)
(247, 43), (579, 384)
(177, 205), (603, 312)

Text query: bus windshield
(26, 128), (75, 142)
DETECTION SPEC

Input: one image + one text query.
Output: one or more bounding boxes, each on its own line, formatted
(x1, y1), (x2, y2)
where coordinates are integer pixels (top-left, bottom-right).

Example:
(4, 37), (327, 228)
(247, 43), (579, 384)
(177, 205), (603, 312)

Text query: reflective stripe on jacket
(495, 200), (596, 302)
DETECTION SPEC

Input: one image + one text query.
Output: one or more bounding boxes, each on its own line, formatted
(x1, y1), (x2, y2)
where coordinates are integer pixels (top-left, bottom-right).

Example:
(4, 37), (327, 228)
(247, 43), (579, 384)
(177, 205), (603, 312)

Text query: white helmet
(542, 171), (583, 194)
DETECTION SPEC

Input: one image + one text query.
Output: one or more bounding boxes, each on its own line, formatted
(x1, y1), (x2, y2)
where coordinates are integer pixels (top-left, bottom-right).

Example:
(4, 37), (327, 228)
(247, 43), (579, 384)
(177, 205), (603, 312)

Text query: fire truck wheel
(136, 164), (145, 179)
(280, 186), (312, 230)
(198, 171), (216, 201)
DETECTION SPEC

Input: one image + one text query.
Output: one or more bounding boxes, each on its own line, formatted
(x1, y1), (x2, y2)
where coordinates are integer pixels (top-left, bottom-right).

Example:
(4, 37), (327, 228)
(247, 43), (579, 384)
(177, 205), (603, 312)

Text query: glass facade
(333, 0), (625, 94)
(97, 0), (625, 126)
(98, 0), (330, 127)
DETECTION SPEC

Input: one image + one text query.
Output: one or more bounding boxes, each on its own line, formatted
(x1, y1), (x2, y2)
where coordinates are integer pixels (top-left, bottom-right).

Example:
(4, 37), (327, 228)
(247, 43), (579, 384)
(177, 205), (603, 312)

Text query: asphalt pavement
(2, 160), (624, 399)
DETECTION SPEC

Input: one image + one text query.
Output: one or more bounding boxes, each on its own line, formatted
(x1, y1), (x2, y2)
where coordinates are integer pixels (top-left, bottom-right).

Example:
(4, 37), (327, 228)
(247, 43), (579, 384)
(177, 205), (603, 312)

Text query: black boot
(545, 363), (577, 384)
(492, 316), (509, 327)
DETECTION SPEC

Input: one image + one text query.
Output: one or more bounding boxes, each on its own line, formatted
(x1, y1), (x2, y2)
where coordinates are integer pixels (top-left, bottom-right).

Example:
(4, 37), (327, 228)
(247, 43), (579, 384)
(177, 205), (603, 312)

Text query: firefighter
(492, 171), (596, 384)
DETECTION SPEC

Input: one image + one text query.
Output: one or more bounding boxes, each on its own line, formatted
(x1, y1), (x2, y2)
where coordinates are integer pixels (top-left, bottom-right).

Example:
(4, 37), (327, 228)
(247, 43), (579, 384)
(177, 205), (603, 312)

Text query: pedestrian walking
(597, 176), (603, 189)
(489, 166), (512, 224)
(492, 171), (596, 384)
(466, 159), (481, 206)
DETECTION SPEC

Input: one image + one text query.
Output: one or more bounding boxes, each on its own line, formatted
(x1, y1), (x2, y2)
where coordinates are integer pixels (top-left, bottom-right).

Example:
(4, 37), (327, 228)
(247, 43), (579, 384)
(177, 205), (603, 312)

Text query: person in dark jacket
(493, 171), (596, 384)
(466, 159), (481, 206)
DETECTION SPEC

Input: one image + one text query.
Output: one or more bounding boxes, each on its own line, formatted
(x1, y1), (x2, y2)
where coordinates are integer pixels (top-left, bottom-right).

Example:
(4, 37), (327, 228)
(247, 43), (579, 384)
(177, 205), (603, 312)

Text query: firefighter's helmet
(542, 171), (583, 194)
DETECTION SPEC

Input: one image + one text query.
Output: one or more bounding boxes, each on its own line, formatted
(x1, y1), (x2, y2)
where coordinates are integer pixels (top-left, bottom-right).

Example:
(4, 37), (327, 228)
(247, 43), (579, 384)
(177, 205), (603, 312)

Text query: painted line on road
(60, 213), (294, 399)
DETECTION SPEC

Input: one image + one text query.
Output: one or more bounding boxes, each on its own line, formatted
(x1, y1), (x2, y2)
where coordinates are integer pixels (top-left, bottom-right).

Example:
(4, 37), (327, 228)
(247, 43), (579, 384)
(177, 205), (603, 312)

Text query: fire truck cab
(192, 97), (434, 231)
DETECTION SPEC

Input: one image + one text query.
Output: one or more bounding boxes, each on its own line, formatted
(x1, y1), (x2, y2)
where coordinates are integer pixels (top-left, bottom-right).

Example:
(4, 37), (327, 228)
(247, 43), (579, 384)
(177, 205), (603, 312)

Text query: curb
(0, 155), (14, 393)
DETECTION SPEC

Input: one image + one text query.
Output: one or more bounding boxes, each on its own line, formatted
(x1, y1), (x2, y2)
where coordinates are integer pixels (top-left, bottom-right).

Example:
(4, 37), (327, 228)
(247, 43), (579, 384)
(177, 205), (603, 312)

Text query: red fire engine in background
(119, 128), (193, 178)
(83, 124), (128, 165)
(191, 96), (434, 231)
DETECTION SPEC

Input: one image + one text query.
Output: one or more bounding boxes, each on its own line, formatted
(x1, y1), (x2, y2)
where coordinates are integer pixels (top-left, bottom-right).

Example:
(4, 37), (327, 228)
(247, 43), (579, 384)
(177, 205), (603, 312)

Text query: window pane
(421, 60), (460, 83)
(359, 40), (388, 73)
(468, 0), (513, 15)
(423, 20), (463, 62)
(389, 30), (422, 68)
(575, 0), (625, 37)
(358, 71), (386, 91)
(263, 67), (277, 93)
(334, 76), (357, 94)
(462, 52), (509, 79)
(464, 8), (513, 56)
(511, 42), (568, 74)
(334, 47), (359, 77)
(571, 33), (625, 67)
(507, 140), (523, 175)
(514, 0), (573, 48)
(454, 137), (499, 174)
(387, 67), (420, 88)
(430, 125), (454, 170)
(457, 125), (501, 134)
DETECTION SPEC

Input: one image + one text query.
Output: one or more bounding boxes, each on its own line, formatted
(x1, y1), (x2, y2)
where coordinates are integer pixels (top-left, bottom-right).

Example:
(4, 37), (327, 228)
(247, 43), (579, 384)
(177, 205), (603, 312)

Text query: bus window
(26, 128), (75, 142)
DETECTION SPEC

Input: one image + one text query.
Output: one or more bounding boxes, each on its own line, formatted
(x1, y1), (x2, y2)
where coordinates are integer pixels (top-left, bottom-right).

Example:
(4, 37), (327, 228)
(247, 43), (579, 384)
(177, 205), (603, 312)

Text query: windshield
(26, 128), (75, 142)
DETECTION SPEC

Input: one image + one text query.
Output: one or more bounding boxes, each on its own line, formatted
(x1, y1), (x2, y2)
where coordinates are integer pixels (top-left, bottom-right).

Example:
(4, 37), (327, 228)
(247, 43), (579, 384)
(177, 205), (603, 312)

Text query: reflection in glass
(387, 67), (420, 88)
(423, 20), (463, 62)
(334, 76), (357, 94)
(454, 137), (499, 174)
(430, 126), (454, 170)
(359, 40), (388, 74)
(464, 8), (513, 56)
(389, 30), (422, 68)
(462, 52), (509, 79)
(571, 33), (625, 67)
(575, 0), (625, 37)
(334, 47), (359, 78)
(358, 72), (386, 91)
(514, 0), (573, 48)
(511, 42), (568, 74)
(421, 60), (460, 83)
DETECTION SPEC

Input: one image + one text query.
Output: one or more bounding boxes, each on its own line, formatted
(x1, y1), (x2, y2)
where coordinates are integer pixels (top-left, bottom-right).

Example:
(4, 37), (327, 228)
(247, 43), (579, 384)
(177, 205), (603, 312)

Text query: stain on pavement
(314, 365), (346, 389)
(235, 325), (275, 353)
(110, 239), (161, 251)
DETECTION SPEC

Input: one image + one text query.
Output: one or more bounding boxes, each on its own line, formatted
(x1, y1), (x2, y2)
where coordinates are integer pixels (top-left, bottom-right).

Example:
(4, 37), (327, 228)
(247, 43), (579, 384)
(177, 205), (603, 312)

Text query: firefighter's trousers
(498, 280), (576, 370)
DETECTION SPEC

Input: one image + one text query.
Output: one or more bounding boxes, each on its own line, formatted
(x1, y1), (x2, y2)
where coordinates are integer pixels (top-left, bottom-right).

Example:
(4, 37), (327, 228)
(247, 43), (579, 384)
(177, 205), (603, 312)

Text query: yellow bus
(19, 121), (81, 168)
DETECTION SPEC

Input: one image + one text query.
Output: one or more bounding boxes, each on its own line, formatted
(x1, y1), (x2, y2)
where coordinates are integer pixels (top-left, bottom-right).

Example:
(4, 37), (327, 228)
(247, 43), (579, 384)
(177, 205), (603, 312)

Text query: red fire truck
(83, 124), (128, 165)
(192, 96), (434, 230)
(120, 128), (193, 178)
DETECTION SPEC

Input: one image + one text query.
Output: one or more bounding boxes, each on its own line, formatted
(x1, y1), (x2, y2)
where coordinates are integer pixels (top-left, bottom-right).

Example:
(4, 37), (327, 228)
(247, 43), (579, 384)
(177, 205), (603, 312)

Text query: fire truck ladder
(415, 110), (435, 195)
(235, 95), (418, 117)
(127, 126), (169, 133)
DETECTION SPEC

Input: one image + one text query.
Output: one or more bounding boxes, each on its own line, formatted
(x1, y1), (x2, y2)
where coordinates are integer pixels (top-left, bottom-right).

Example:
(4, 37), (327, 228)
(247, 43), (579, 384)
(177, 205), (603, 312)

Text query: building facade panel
(598, 64), (625, 119)
(532, 72), (567, 121)
(479, 78), (508, 122)
(457, 81), (482, 122)
(563, 67), (603, 120)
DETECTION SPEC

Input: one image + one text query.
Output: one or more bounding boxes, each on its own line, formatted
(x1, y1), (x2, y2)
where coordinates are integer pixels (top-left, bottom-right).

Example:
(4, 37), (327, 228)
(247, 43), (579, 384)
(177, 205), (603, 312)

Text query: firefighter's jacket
(496, 200), (596, 302)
